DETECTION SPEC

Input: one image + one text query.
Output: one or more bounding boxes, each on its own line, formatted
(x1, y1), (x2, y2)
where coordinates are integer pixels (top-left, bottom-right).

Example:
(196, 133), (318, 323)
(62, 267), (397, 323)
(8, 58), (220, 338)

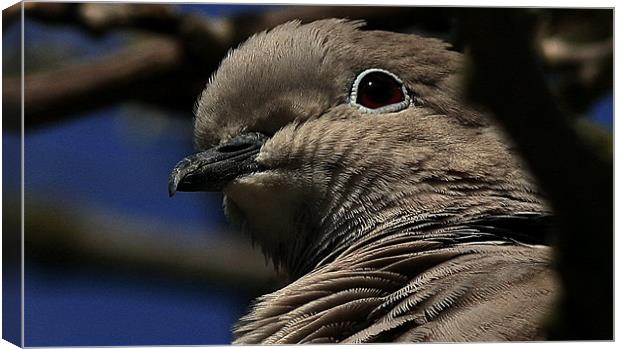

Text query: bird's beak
(168, 132), (268, 196)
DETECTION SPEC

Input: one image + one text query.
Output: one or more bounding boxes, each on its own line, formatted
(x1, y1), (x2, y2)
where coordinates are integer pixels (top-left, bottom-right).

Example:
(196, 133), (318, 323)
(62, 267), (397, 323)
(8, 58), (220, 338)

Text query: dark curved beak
(168, 132), (268, 197)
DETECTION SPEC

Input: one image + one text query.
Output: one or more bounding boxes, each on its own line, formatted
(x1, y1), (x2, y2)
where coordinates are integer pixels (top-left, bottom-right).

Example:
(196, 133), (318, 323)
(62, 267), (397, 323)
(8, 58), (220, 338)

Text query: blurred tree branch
(5, 36), (184, 130)
(3, 3), (452, 131)
(7, 197), (283, 292)
(458, 8), (612, 340)
(541, 36), (613, 114)
(542, 37), (612, 66)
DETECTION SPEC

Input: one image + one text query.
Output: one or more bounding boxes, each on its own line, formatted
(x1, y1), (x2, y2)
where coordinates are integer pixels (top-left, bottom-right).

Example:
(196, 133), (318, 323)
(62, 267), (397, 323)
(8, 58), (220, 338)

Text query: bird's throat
(223, 174), (313, 270)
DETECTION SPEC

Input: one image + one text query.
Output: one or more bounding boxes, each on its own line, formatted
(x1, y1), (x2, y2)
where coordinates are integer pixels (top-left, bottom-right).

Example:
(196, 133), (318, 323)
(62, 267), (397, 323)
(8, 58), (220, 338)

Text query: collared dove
(169, 19), (558, 343)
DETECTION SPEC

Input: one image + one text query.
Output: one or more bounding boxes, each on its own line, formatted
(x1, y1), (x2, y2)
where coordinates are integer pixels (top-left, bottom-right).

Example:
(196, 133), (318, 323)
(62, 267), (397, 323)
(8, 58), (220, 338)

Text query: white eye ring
(349, 68), (412, 113)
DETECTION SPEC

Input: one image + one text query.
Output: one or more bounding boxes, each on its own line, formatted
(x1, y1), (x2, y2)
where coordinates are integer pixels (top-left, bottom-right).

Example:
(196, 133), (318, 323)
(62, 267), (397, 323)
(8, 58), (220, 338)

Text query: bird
(168, 19), (558, 343)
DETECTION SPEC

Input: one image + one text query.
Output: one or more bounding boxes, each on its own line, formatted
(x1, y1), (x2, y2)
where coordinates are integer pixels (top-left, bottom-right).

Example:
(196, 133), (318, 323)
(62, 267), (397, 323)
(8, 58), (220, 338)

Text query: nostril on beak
(217, 142), (254, 153)
(214, 132), (269, 154)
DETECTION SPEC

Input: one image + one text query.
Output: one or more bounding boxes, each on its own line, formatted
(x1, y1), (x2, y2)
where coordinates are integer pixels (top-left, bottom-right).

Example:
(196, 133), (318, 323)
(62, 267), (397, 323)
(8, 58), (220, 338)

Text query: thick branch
(4, 36), (187, 129)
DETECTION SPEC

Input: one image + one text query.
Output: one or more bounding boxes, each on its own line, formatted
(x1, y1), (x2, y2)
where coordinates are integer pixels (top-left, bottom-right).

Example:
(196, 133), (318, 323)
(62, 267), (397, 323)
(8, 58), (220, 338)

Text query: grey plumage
(170, 19), (558, 343)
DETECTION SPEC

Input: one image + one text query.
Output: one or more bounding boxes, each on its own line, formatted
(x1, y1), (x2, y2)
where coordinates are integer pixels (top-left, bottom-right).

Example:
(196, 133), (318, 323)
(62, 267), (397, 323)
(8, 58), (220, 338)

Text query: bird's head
(169, 19), (547, 275)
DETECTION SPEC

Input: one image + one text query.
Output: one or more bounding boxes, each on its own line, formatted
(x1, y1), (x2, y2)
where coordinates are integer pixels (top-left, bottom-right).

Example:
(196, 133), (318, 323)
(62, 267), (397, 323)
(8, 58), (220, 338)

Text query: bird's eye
(350, 68), (411, 113)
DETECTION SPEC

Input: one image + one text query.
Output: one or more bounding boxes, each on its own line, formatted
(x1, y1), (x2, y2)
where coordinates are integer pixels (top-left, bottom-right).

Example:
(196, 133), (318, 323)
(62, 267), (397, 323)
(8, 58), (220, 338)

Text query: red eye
(353, 70), (408, 111)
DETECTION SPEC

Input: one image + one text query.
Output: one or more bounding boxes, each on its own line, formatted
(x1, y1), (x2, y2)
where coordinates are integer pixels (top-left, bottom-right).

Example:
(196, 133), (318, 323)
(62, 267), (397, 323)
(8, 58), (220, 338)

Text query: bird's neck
(285, 188), (550, 279)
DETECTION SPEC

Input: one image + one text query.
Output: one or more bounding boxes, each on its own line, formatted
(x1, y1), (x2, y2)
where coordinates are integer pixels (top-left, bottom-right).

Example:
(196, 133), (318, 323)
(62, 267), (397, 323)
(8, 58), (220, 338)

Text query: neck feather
(285, 187), (550, 279)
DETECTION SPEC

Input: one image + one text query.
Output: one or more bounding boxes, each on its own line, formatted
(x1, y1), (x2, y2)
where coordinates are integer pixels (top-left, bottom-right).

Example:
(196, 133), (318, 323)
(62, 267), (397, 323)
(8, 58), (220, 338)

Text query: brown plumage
(169, 19), (558, 343)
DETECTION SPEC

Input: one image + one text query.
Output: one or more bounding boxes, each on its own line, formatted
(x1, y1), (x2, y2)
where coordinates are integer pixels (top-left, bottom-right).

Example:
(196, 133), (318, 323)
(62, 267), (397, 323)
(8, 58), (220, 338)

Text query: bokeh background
(2, 3), (612, 346)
